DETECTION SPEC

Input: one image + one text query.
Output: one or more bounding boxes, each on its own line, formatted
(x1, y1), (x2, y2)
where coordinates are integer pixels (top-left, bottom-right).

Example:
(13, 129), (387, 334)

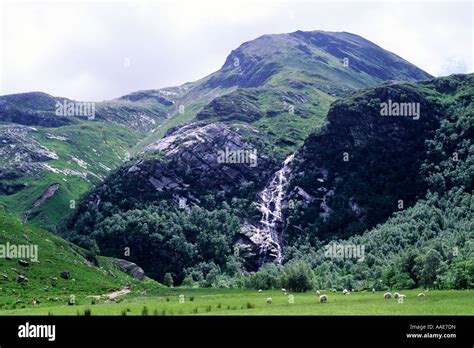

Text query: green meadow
(1, 288), (472, 316)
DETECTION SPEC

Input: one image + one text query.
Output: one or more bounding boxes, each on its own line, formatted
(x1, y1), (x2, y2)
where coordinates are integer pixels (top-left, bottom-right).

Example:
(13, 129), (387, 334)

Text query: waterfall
(254, 153), (295, 265)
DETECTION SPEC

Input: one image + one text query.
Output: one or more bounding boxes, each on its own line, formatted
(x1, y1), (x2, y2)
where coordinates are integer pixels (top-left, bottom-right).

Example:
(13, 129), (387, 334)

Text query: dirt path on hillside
(106, 288), (131, 299)
(87, 287), (131, 301)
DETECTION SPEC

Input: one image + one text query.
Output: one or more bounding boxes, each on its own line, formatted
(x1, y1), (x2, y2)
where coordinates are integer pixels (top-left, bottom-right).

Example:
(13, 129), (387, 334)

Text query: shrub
(281, 261), (315, 292)
(141, 306), (149, 316)
(246, 263), (283, 290)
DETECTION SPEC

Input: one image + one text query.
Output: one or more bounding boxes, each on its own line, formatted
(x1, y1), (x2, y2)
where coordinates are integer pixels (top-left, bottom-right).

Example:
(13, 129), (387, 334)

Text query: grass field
(1, 288), (472, 316)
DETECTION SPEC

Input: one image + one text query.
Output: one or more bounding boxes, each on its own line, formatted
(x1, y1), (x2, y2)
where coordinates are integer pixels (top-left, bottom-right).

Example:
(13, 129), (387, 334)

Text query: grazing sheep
(281, 288), (286, 292)
(351, 289), (355, 292)
(332, 288), (337, 293)
(372, 288), (376, 294)
(266, 297), (272, 304)
(316, 290), (321, 295)
(384, 292), (392, 299)
(417, 293), (425, 297)
(319, 295), (328, 303)
(258, 289), (263, 293)
(424, 289), (429, 293)
(343, 289), (350, 295)
(394, 292), (400, 299)
(399, 294), (406, 299)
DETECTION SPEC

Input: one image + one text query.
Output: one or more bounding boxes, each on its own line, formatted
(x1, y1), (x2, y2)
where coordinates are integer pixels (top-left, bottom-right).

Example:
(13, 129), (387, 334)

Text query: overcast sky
(0, 0), (472, 101)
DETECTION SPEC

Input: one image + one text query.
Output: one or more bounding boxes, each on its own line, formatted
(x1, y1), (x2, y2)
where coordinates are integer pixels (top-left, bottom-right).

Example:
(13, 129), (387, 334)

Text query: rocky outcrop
(24, 183), (61, 222)
(0, 125), (59, 174)
(110, 258), (145, 281)
(112, 122), (276, 202)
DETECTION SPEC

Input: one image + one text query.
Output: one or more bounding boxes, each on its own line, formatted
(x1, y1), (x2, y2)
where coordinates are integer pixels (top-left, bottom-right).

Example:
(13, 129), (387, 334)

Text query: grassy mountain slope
(0, 208), (153, 310)
(0, 121), (139, 229)
(137, 30), (433, 153)
(0, 88), (180, 228)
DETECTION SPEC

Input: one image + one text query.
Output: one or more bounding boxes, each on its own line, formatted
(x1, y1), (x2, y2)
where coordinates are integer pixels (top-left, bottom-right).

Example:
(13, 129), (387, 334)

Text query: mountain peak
(205, 29), (431, 91)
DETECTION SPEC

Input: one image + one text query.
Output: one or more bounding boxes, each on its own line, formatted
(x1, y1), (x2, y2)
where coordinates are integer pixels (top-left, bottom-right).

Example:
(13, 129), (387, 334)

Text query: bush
(246, 263), (283, 290)
(281, 261), (314, 292)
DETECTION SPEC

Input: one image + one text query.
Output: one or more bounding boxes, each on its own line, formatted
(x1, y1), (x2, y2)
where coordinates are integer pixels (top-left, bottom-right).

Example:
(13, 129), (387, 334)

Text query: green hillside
(0, 208), (155, 311)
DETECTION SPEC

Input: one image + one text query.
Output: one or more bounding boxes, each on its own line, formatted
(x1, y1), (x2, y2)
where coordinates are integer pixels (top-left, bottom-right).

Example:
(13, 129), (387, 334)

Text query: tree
(163, 273), (174, 287)
(452, 259), (474, 289)
(281, 261), (315, 292)
(416, 249), (443, 288)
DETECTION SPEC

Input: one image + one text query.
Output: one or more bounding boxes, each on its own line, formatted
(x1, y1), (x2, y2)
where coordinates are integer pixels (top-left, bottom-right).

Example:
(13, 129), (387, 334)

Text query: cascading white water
(254, 153), (295, 264)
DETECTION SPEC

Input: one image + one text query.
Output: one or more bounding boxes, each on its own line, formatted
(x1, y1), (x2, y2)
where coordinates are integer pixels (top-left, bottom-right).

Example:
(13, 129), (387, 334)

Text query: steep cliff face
(115, 122), (275, 201)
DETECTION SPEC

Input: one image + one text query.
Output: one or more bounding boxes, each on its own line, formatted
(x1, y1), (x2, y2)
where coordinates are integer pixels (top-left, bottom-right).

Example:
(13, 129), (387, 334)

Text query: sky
(0, 0), (472, 101)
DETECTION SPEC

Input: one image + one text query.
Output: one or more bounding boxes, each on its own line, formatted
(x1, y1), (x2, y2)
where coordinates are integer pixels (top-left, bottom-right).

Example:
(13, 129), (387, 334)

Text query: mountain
(142, 30), (433, 153)
(0, 30), (432, 230)
(54, 30), (441, 282)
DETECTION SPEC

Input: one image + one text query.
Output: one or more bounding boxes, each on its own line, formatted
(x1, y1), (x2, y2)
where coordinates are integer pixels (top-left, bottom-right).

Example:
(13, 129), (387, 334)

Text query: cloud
(1, 0), (472, 101)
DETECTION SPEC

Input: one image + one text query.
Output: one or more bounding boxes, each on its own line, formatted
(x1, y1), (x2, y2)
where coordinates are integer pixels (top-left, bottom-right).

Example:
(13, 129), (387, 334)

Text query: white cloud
(0, 0), (472, 101)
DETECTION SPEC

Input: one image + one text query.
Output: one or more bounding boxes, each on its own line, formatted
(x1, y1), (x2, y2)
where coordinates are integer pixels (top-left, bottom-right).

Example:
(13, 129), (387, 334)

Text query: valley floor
(0, 289), (472, 316)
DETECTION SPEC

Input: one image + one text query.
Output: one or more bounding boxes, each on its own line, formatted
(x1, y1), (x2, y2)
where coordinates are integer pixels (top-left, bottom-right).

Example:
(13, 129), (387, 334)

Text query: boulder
(110, 259), (145, 281)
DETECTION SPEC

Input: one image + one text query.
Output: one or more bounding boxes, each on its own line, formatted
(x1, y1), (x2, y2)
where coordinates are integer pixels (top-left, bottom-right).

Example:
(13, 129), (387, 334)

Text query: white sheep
(393, 292), (400, 299)
(384, 292), (392, 299)
(266, 297), (272, 304)
(417, 293), (425, 297)
(319, 294), (328, 303)
(258, 289), (263, 293)
(372, 288), (376, 293)
(343, 289), (350, 295)
(281, 288), (286, 292)
(399, 294), (406, 299)
(332, 288), (337, 293)
(316, 290), (321, 295)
